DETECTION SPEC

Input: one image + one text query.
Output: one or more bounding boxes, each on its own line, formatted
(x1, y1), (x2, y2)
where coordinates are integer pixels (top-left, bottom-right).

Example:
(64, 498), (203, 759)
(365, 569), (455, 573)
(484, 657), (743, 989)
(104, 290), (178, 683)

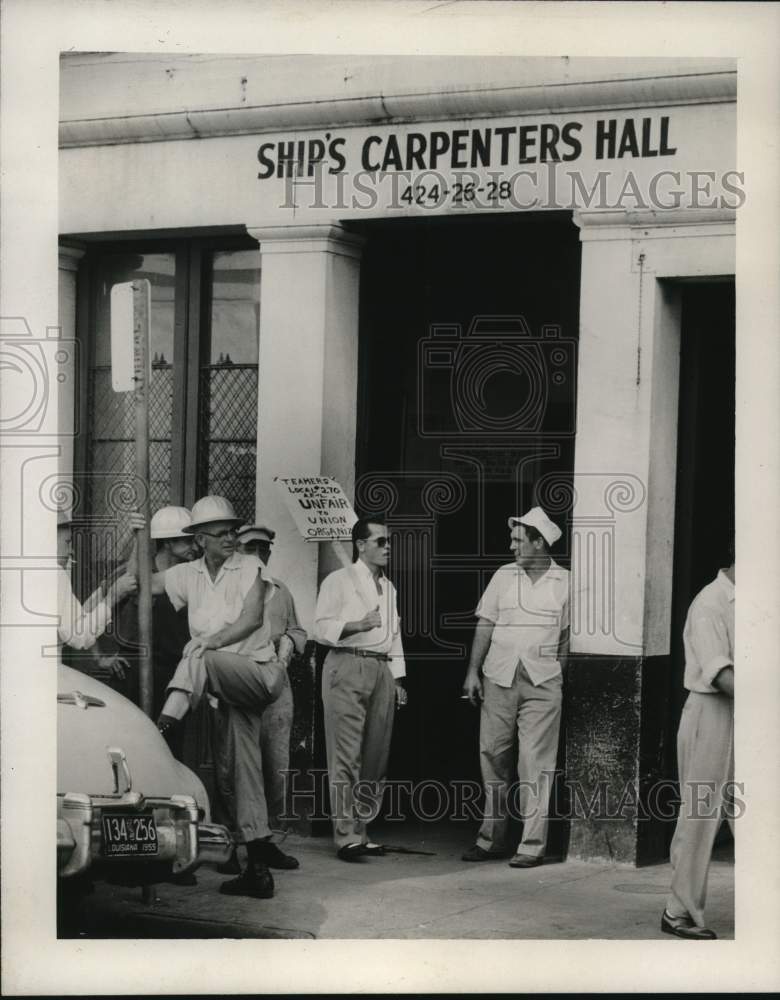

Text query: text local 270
(274, 475), (362, 571)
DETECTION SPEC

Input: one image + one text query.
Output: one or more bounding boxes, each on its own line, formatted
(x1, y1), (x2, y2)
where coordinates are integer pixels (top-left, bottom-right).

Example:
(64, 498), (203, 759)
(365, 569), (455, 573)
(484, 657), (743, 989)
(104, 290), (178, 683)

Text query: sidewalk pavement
(63, 822), (734, 940)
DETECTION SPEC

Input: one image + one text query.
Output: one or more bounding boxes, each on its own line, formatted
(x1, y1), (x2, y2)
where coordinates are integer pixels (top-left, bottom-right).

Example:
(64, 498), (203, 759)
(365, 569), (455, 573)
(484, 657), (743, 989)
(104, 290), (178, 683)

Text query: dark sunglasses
(370, 536), (389, 547)
(199, 527), (238, 540)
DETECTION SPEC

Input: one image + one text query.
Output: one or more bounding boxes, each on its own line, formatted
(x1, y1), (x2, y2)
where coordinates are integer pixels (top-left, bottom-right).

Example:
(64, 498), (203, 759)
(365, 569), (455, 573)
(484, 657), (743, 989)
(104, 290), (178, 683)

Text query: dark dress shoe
(216, 848), (242, 876)
(508, 853), (544, 869)
(156, 714), (184, 753)
(219, 864), (274, 899)
(661, 909), (717, 939)
(461, 844), (503, 862)
(362, 843), (386, 856)
(261, 842), (300, 870)
(337, 843), (368, 862)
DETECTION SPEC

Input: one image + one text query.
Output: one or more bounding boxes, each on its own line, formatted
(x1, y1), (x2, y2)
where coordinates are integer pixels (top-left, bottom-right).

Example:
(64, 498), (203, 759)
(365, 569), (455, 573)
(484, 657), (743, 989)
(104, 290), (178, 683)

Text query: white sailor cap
(236, 523), (276, 544)
(508, 507), (562, 547)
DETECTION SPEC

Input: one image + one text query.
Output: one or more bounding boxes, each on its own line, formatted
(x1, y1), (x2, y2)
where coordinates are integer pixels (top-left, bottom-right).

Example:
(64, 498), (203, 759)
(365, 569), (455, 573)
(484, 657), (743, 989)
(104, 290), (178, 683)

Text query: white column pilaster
(248, 224), (364, 632)
(571, 209), (735, 657)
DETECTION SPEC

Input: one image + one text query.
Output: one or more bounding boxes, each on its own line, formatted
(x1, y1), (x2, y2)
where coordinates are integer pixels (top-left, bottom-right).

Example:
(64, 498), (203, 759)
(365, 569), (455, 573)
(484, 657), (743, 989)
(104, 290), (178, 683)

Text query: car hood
(57, 664), (209, 817)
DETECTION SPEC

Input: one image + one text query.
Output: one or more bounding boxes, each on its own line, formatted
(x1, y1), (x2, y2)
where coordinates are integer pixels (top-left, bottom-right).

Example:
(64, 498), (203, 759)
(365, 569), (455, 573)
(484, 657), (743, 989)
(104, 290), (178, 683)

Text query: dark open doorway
(351, 212), (581, 853)
(665, 279), (736, 851)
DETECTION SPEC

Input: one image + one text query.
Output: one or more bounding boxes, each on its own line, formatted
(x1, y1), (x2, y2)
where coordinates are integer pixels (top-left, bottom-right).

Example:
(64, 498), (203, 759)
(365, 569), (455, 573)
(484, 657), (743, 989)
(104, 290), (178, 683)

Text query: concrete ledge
(60, 70), (736, 148)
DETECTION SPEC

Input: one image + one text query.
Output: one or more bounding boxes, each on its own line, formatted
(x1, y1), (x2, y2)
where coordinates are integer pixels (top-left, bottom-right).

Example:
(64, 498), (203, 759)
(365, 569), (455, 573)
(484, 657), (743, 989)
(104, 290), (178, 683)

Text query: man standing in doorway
(149, 495), (285, 899)
(462, 507), (569, 869)
(662, 552), (735, 940)
(314, 516), (408, 861)
(212, 522), (307, 874)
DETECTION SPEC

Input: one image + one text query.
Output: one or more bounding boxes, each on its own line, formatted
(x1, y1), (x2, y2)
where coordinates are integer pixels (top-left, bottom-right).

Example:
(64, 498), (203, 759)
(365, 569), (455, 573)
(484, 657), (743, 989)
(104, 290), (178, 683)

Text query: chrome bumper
(58, 791), (233, 880)
(195, 822), (233, 865)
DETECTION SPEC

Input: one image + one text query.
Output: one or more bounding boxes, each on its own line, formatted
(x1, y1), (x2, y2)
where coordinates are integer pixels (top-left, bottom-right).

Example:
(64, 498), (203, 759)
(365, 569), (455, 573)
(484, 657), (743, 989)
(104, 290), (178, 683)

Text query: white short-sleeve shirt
(477, 560), (570, 687)
(682, 570), (735, 694)
(165, 551), (277, 662)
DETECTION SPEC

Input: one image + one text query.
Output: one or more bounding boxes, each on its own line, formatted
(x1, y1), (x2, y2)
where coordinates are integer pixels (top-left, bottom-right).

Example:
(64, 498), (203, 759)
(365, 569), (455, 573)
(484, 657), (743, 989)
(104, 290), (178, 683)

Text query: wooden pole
(133, 280), (154, 718)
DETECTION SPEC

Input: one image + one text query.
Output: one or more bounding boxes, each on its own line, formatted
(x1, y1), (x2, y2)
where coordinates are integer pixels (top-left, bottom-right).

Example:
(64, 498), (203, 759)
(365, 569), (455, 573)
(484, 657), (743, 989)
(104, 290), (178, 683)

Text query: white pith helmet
(184, 495), (243, 533)
(150, 506), (193, 540)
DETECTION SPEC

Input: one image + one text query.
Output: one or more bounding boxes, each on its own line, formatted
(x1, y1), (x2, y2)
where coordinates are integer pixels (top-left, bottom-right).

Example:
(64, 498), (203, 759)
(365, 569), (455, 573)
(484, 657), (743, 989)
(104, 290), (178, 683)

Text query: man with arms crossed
(462, 507), (568, 869)
(314, 516), (407, 861)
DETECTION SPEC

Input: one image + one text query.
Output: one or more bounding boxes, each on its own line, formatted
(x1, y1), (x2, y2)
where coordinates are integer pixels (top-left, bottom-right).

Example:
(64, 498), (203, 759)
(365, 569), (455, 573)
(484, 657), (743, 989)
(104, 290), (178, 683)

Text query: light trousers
(167, 649), (284, 842)
(322, 650), (396, 848)
(213, 669), (294, 835)
(477, 664), (562, 858)
(667, 691), (735, 927)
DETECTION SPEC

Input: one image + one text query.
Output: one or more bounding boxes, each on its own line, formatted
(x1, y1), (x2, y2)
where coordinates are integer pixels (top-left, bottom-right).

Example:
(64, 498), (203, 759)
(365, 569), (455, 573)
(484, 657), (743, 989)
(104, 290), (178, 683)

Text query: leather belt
(344, 648), (391, 662)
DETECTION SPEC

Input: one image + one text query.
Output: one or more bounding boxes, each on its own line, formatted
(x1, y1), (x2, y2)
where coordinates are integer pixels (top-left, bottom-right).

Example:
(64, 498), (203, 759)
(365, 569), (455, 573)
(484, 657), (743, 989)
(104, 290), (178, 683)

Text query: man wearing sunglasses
(314, 515), (408, 861)
(145, 495), (284, 900)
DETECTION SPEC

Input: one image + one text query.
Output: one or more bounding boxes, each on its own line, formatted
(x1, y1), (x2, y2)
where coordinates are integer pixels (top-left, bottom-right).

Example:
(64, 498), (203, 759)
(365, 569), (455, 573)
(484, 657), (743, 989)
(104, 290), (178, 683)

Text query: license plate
(101, 812), (158, 857)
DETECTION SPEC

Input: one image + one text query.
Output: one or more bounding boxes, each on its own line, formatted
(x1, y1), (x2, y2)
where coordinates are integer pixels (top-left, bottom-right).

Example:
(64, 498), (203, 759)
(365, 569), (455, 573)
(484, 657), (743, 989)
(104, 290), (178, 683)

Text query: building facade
(58, 54), (737, 863)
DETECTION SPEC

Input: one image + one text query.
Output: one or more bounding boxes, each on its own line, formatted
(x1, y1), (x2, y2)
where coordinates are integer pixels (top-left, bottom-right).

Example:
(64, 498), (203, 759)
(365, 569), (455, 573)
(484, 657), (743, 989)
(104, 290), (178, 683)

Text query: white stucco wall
(56, 54), (737, 653)
(571, 213), (735, 656)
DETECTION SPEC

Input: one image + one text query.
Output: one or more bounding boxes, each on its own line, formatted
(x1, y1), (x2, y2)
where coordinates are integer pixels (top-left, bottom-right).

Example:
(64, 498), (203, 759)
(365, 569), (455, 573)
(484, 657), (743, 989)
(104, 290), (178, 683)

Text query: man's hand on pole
(124, 511), (145, 579)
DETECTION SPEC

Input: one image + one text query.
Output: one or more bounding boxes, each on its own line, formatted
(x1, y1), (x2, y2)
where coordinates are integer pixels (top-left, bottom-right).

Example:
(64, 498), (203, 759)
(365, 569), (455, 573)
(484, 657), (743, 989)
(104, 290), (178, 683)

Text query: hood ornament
(57, 691), (106, 709)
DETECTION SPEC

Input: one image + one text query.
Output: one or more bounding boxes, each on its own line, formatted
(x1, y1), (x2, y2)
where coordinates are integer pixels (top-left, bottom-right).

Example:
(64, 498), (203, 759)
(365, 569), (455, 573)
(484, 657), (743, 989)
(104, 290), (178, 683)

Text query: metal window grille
(85, 359), (174, 555)
(196, 359), (258, 524)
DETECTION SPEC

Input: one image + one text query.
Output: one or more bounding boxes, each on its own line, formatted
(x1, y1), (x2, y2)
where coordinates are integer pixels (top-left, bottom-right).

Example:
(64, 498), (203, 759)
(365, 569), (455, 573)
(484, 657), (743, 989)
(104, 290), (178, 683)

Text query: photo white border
(2, 0), (779, 993)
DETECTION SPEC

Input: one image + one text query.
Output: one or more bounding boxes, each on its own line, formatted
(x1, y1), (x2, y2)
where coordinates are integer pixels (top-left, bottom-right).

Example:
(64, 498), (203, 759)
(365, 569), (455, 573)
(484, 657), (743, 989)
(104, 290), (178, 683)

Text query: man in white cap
(146, 495), (284, 899)
(211, 523), (306, 874)
(661, 546), (735, 940)
(462, 506), (569, 869)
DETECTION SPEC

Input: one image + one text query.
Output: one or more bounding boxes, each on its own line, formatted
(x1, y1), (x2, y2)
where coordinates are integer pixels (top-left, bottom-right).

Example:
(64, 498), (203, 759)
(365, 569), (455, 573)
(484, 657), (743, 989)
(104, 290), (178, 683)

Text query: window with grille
(79, 240), (260, 554)
(196, 250), (260, 525)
